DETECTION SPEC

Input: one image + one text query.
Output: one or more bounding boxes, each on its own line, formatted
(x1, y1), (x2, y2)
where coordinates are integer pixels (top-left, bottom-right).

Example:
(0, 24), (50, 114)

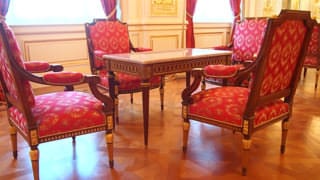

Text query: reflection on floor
(0, 70), (320, 180)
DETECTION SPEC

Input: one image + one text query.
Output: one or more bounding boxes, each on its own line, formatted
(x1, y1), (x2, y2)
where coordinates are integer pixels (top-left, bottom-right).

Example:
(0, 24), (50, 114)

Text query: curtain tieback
(107, 8), (116, 19)
(186, 12), (193, 18)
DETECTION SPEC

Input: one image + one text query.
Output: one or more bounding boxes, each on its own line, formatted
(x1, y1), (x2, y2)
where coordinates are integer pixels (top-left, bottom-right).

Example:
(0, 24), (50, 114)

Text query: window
(6, 0), (120, 25)
(193, 0), (233, 23)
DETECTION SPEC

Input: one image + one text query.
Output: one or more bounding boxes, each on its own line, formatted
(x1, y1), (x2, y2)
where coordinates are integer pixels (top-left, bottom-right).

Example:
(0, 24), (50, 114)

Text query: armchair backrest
(245, 10), (313, 117)
(232, 17), (268, 63)
(304, 22), (320, 67)
(0, 22), (36, 129)
(85, 19), (131, 73)
(0, 22), (35, 108)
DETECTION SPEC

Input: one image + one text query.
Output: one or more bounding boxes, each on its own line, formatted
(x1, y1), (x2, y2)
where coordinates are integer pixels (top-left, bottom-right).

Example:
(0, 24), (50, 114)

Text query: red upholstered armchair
(0, 22), (114, 180)
(202, 17), (268, 88)
(85, 19), (165, 124)
(302, 22), (320, 89)
(181, 10), (314, 175)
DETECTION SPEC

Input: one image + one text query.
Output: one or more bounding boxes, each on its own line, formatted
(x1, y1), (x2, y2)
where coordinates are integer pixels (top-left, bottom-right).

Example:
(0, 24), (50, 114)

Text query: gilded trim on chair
(107, 115), (113, 130)
(242, 139), (252, 150)
(30, 130), (39, 146)
(242, 120), (249, 135)
(182, 105), (187, 119)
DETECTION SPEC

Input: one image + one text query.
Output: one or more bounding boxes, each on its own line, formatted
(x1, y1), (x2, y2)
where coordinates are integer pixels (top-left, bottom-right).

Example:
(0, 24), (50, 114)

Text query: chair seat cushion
(9, 91), (106, 137)
(99, 71), (161, 91)
(304, 56), (320, 67)
(204, 64), (243, 77)
(189, 87), (289, 127)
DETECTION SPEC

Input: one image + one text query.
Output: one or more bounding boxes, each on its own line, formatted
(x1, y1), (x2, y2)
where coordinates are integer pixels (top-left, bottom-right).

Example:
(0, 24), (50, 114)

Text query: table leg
(141, 79), (151, 146)
(186, 72), (191, 87)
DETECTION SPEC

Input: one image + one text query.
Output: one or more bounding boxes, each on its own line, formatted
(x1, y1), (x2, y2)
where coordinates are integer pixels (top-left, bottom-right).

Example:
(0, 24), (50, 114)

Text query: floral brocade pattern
(9, 91), (106, 137)
(232, 18), (268, 63)
(189, 87), (289, 127)
(260, 20), (306, 96)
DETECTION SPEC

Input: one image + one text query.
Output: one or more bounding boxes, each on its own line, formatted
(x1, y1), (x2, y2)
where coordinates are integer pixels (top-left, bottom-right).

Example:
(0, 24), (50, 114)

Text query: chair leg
(106, 115), (114, 168)
(281, 119), (289, 154)
(241, 137), (251, 176)
(130, 93), (133, 104)
(10, 126), (17, 159)
(315, 68), (319, 89)
(303, 67), (307, 79)
(160, 76), (165, 111)
(182, 120), (190, 153)
(29, 148), (39, 180)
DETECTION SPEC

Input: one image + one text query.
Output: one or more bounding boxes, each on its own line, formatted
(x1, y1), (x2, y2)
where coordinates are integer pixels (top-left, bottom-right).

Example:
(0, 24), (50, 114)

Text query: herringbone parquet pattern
(0, 71), (320, 180)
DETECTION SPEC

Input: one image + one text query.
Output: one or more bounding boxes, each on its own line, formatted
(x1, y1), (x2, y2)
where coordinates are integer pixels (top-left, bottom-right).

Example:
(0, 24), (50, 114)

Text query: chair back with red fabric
(302, 22), (320, 88)
(85, 19), (131, 74)
(0, 23), (36, 111)
(232, 17), (268, 63)
(249, 11), (312, 104)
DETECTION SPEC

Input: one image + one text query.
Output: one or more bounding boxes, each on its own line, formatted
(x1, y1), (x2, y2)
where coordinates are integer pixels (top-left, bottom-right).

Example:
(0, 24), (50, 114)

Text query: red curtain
(186, 0), (197, 48)
(100, 0), (117, 20)
(229, 0), (242, 42)
(0, 0), (10, 17)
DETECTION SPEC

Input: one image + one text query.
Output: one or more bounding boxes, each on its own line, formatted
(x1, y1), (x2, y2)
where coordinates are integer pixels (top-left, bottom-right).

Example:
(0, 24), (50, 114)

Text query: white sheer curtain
(193, 0), (233, 23)
(6, 0), (105, 25)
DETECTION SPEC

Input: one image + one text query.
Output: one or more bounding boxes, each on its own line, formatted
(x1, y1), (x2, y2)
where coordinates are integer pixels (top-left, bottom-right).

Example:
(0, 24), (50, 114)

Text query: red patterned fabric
(133, 47), (152, 52)
(189, 87), (289, 127)
(260, 20), (307, 96)
(204, 64), (243, 77)
(304, 56), (319, 66)
(24, 61), (50, 72)
(303, 25), (320, 68)
(232, 18), (268, 63)
(0, 23), (35, 107)
(89, 21), (130, 69)
(9, 91), (106, 137)
(306, 25), (319, 56)
(43, 72), (84, 85)
(99, 70), (161, 91)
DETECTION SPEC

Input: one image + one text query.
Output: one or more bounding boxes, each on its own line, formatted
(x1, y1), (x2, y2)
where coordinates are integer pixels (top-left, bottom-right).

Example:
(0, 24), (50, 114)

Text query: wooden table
(103, 48), (232, 145)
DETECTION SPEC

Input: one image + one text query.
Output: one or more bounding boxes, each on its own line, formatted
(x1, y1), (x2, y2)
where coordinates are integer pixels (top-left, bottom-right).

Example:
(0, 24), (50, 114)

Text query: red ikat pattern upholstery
(189, 87), (289, 127)
(8, 91), (106, 137)
(260, 20), (306, 96)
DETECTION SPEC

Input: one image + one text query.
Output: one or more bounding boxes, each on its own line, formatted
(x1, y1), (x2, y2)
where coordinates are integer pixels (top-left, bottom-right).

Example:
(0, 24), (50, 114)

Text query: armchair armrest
(43, 72), (85, 85)
(24, 61), (63, 73)
(213, 44), (233, 51)
(132, 47), (152, 52)
(203, 64), (243, 78)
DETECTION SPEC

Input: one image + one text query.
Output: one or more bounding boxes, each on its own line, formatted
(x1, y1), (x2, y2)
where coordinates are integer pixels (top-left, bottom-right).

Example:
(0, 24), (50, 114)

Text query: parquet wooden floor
(0, 71), (320, 180)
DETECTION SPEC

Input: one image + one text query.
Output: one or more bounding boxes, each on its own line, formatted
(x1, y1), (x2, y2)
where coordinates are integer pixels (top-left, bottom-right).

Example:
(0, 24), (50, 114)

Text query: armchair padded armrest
(132, 47), (152, 52)
(25, 61), (50, 72)
(212, 45), (232, 51)
(204, 64), (243, 78)
(43, 72), (84, 85)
